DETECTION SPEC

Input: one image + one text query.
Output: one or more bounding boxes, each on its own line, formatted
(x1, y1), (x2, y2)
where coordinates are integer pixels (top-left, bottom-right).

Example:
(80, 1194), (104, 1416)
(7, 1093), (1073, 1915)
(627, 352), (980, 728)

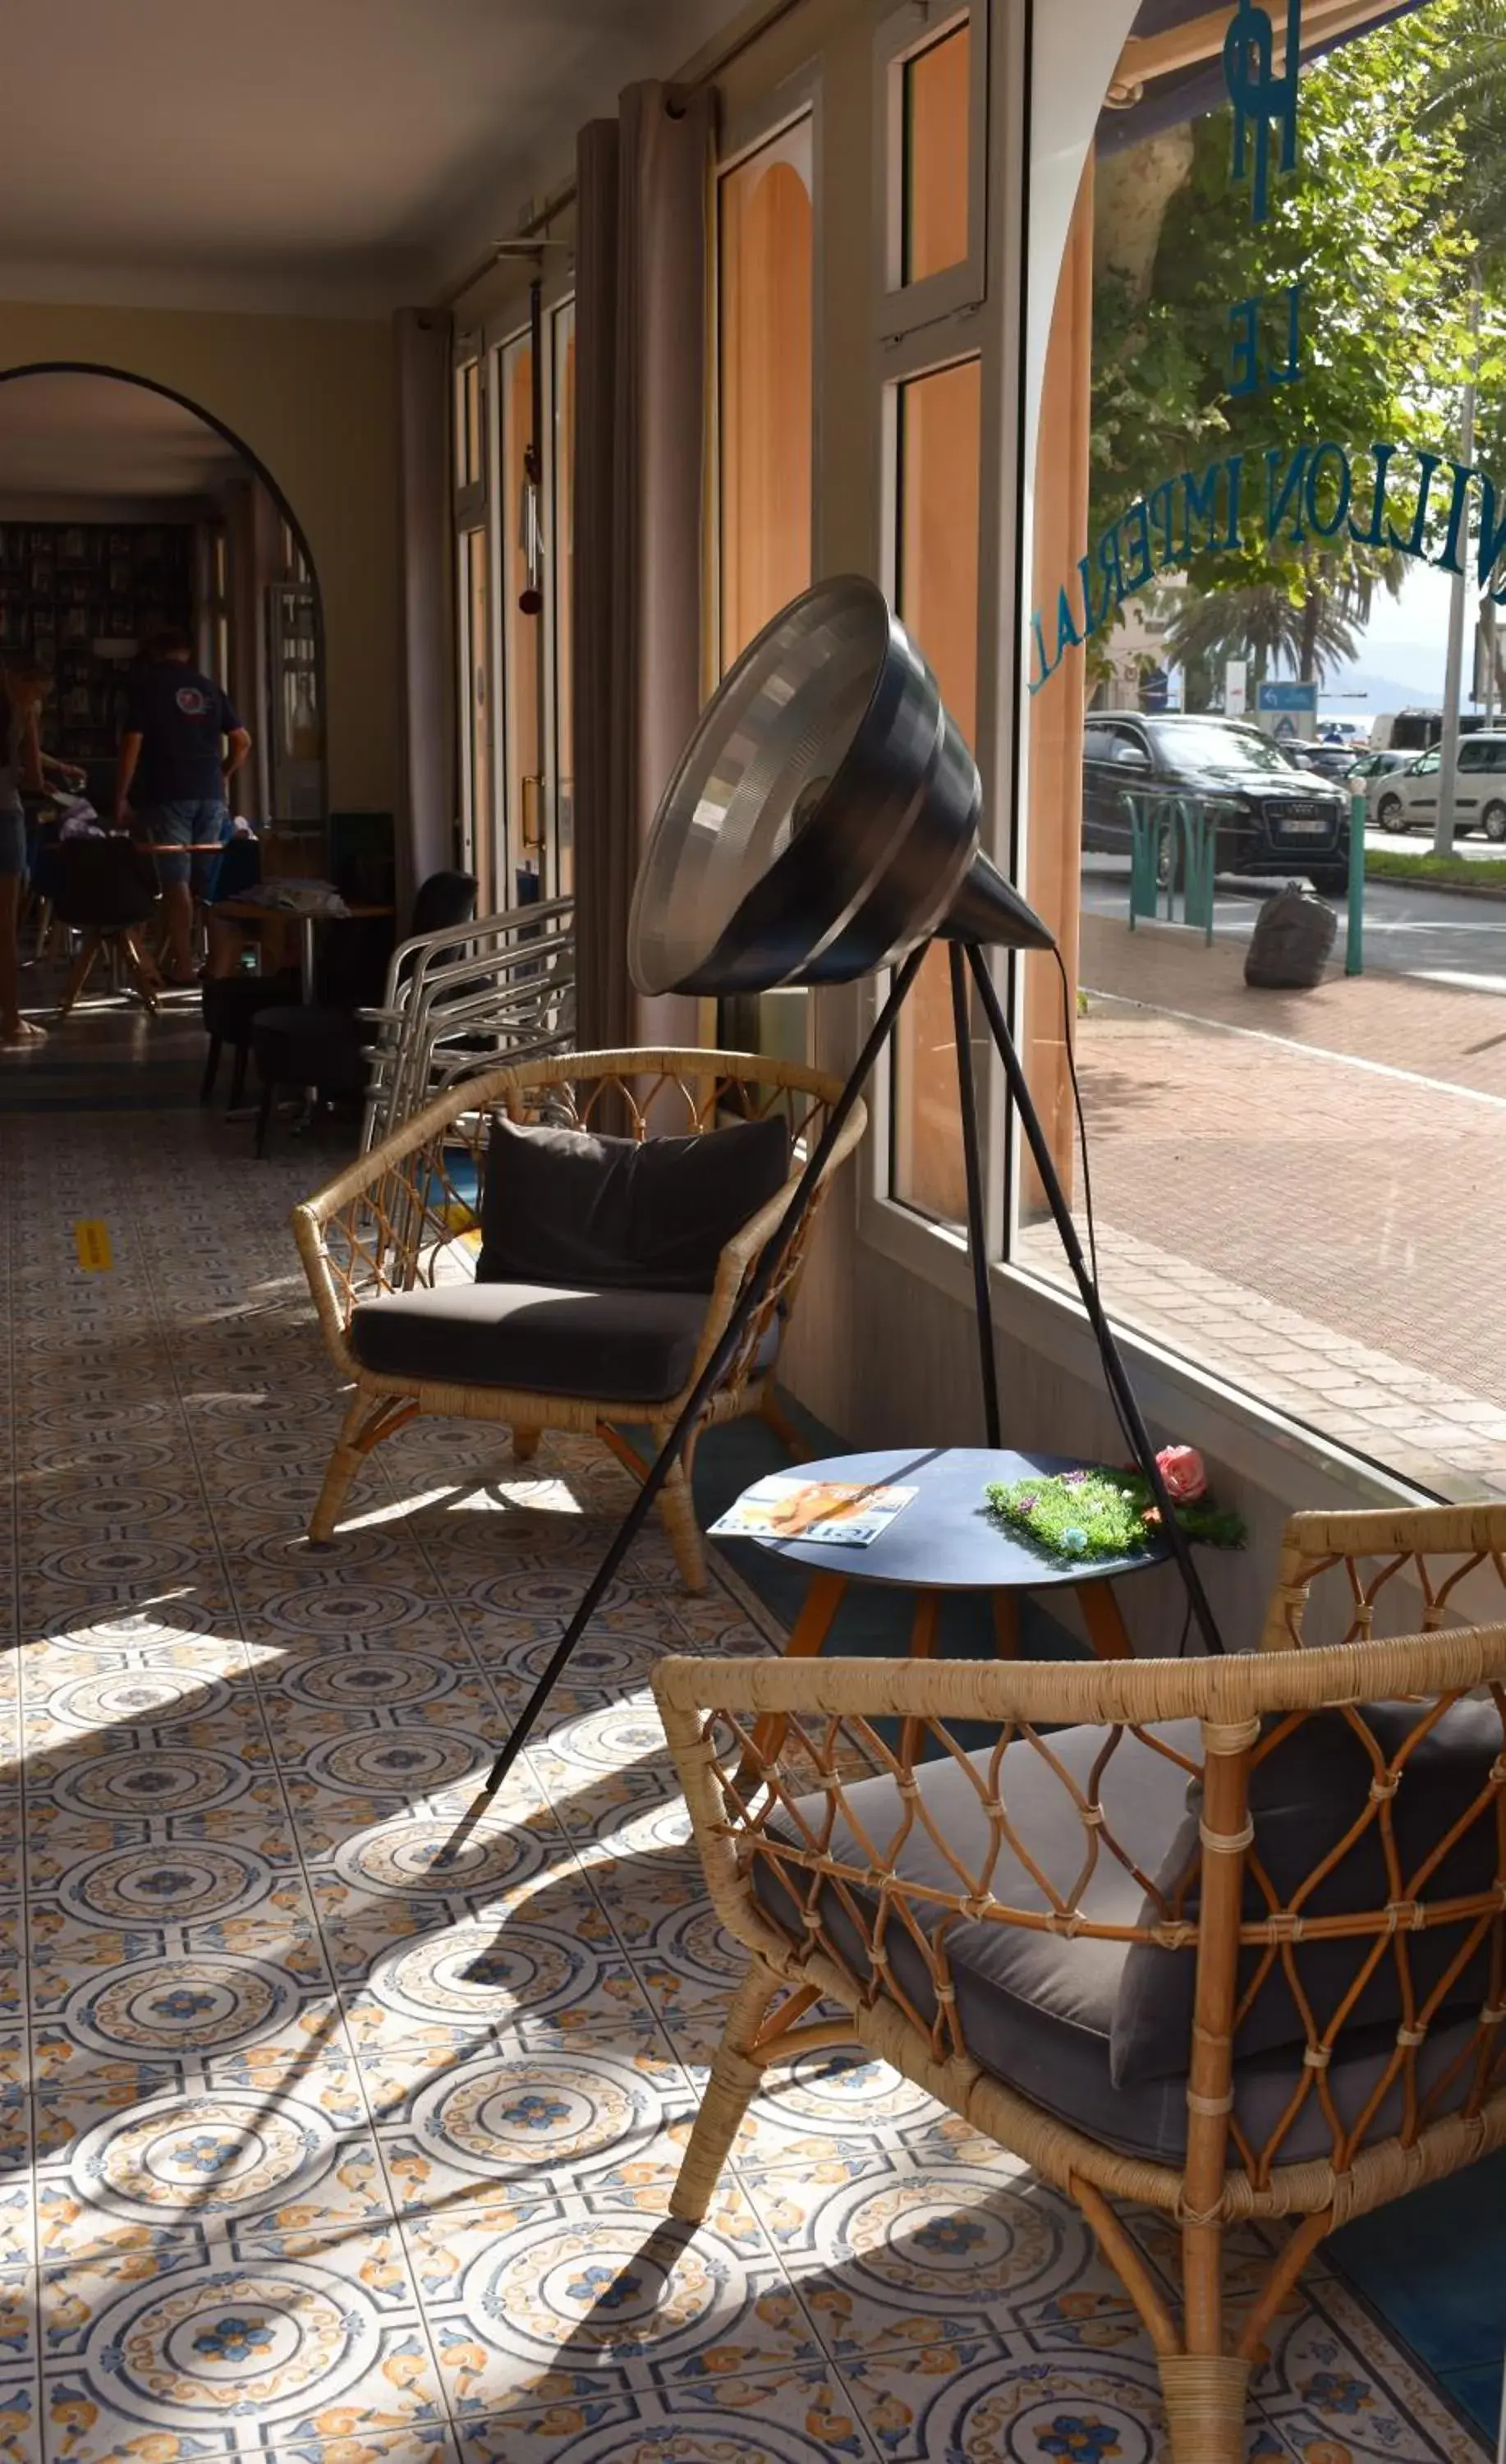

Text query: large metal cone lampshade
(628, 576), (1052, 998)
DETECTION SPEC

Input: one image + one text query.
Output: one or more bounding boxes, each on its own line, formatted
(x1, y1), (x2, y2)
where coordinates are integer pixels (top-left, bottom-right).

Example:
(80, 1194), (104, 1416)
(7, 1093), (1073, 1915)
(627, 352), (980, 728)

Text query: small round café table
(738, 1445), (1171, 1675)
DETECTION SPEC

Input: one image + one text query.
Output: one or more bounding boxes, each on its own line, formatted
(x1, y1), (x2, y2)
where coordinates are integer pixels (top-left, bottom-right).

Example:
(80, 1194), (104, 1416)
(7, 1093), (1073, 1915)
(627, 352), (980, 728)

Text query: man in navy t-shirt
(116, 629), (252, 985)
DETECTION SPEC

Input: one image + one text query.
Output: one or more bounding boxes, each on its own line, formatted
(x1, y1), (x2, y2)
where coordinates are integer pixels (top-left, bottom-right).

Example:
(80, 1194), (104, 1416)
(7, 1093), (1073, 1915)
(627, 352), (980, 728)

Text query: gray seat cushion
(478, 1112), (791, 1294)
(348, 1280), (709, 1403)
(1113, 1696), (1503, 2085)
(753, 1712), (1500, 2167)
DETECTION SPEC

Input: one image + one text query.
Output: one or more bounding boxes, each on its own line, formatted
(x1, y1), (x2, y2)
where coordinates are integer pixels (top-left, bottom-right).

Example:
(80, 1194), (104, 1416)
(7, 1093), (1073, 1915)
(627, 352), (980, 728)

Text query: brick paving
(1021, 914), (1506, 1500)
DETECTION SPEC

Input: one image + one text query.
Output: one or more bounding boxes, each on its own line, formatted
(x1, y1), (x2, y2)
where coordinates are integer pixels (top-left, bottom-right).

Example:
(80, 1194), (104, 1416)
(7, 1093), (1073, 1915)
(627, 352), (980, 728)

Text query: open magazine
(710, 1474), (917, 1549)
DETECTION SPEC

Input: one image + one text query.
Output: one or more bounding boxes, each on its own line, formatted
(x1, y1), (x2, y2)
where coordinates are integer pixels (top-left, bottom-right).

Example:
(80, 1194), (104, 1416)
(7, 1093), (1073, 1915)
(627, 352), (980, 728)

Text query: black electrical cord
(1054, 945), (1197, 1661)
(1052, 941), (1136, 1466)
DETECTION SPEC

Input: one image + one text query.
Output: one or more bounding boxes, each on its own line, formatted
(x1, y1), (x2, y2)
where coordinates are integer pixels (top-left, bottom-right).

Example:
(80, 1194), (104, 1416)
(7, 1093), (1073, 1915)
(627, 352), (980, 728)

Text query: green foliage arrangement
(984, 1470), (1246, 1565)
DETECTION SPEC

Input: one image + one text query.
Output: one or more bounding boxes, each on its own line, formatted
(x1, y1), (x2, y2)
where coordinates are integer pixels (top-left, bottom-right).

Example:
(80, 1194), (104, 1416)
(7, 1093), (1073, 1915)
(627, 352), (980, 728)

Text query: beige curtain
(574, 84), (712, 1050)
(394, 306), (455, 917)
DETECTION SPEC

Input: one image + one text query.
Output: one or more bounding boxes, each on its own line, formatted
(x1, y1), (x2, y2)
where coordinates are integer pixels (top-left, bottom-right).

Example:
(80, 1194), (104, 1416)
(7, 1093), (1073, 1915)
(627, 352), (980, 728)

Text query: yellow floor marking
(74, 1220), (112, 1271)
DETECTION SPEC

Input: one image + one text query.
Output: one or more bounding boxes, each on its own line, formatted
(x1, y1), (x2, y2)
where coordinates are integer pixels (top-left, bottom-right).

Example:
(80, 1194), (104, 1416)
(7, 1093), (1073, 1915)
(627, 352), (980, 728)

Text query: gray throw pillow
(477, 1110), (792, 1295)
(1110, 1696), (1504, 2087)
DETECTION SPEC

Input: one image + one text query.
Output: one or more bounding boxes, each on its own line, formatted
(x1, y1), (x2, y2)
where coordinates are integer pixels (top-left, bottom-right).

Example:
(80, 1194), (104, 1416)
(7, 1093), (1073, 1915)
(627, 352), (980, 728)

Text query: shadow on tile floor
(0, 1079), (1495, 2462)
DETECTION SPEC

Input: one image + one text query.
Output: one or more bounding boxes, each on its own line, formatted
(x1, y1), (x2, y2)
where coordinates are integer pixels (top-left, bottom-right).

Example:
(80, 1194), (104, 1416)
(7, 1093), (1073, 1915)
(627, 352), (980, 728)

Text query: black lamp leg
(445, 944), (932, 1846)
(948, 940), (1002, 1450)
(965, 942), (1225, 1658)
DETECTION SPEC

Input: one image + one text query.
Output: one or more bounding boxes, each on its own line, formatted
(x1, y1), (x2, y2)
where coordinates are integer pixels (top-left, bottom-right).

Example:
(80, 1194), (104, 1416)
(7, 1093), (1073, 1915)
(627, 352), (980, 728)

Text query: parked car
(1302, 738), (1363, 781)
(1344, 747), (1414, 821)
(1081, 711), (1350, 894)
(1371, 733), (1506, 838)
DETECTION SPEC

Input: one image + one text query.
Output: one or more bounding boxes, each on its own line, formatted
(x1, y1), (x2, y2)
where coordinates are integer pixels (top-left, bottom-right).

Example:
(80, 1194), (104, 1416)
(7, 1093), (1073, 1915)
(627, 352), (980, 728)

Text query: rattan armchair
(292, 1048), (863, 1587)
(654, 1502), (1506, 2464)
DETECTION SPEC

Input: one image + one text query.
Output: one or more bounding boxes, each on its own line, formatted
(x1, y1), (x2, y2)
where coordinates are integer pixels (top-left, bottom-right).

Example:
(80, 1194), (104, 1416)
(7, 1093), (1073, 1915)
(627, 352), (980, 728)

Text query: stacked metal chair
(357, 892), (575, 1152)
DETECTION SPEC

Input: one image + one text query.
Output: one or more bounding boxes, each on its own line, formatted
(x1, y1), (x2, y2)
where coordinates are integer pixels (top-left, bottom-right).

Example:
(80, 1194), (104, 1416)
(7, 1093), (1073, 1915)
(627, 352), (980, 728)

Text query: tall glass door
(498, 330), (543, 904)
(265, 580), (324, 823)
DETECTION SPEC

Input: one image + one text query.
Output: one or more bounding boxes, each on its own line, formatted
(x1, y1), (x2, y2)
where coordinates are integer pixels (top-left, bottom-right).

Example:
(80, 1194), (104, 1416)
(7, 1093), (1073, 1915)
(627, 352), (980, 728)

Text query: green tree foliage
(1419, 0), (1506, 267)
(1091, 5), (1479, 683)
(1161, 577), (1362, 687)
(1416, 0), (1506, 633)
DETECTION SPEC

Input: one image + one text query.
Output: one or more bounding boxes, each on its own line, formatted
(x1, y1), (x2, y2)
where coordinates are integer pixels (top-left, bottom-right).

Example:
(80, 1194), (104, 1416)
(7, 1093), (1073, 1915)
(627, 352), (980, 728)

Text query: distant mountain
(1319, 655), (1448, 717)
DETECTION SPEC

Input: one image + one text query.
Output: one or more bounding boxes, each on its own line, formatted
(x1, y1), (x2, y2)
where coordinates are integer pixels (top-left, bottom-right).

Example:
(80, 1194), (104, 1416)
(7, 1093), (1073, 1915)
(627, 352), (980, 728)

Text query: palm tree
(1163, 540), (1403, 697)
(1163, 585), (1360, 701)
(1421, 0), (1506, 265)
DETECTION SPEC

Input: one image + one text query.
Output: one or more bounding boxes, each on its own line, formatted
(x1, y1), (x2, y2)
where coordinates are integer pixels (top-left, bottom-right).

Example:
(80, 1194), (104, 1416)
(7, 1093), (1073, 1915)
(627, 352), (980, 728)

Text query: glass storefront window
(552, 300), (576, 898)
(718, 117), (815, 666)
(717, 109), (816, 1060)
(454, 359), (482, 493)
(499, 331), (542, 903)
(891, 354), (982, 1222)
(1017, 0), (1506, 1505)
(902, 23), (971, 286)
(458, 527), (492, 908)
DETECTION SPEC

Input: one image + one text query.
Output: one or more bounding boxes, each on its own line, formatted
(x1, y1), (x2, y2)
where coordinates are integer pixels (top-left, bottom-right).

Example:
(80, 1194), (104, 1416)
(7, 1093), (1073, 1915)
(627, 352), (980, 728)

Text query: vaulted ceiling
(1, 0), (746, 316)
(0, 374), (246, 500)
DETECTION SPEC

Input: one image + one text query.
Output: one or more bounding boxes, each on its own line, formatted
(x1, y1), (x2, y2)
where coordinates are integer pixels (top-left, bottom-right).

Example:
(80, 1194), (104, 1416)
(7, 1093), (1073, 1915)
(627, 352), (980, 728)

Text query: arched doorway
(0, 364), (325, 826)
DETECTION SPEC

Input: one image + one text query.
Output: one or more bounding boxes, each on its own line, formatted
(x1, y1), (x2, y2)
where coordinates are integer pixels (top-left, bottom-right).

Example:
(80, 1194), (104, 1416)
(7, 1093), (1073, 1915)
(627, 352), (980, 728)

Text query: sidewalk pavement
(1030, 916), (1506, 1501)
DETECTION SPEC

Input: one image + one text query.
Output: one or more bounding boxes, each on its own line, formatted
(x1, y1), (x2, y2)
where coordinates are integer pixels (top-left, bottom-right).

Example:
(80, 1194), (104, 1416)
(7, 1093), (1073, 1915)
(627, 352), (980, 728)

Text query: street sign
(1256, 678), (1318, 739)
(1256, 680), (1319, 713)
(1224, 658), (1248, 715)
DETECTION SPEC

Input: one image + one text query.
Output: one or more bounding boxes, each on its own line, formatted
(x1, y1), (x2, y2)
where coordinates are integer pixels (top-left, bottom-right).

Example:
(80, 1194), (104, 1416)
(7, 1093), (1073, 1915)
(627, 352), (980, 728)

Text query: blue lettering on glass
(1228, 297), (1261, 397)
(1265, 443), (1310, 546)
(1303, 440), (1352, 539)
(1227, 287), (1303, 394)
(1272, 282), (1303, 383)
(1026, 441), (1506, 695)
(1224, 0), (1303, 226)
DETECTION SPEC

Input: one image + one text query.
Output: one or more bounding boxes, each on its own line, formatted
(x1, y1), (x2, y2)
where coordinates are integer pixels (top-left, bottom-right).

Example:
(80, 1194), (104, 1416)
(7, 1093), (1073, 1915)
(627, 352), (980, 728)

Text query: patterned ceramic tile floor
(0, 1073), (1495, 2462)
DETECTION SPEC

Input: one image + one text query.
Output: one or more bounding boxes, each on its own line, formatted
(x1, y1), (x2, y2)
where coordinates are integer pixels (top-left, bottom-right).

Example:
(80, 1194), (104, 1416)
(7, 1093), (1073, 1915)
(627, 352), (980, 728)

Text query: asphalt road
(1081, 853), (1506, 989)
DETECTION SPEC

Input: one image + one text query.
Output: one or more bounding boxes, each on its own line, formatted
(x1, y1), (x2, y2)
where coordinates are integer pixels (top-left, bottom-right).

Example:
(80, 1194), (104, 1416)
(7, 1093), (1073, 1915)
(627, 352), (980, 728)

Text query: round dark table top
(737, 1446), (1171, 1591)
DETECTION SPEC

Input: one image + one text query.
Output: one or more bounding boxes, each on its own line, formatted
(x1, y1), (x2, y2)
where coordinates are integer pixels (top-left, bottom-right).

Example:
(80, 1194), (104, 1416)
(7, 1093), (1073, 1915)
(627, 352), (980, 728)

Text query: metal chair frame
(358, 895), (575, 1150)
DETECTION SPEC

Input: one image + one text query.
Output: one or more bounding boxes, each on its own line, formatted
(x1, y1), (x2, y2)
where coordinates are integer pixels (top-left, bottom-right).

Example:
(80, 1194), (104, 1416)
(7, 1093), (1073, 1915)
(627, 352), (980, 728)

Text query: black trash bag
(1244, 880), (1338, 991)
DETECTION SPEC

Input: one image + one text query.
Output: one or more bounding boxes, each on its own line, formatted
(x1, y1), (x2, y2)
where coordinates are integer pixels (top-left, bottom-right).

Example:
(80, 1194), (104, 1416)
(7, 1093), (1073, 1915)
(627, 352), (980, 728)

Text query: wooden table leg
(746, 1570), (847, 1777)
(901, 1590), (941, 1765)
(991, 1591), (1022, 1661)
(1077, 1579), (1134, 1662)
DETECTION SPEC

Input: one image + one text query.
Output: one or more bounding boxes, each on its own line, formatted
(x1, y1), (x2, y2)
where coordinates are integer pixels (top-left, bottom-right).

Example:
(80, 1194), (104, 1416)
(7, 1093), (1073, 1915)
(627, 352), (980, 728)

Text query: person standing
(115, 629), (251, 986)
(0, 658), (49, 1049)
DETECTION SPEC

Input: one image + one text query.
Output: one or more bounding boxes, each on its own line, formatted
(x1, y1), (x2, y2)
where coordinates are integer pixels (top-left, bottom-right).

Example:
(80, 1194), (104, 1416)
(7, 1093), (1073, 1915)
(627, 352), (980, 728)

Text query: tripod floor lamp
(448, 575), (1224, 1851)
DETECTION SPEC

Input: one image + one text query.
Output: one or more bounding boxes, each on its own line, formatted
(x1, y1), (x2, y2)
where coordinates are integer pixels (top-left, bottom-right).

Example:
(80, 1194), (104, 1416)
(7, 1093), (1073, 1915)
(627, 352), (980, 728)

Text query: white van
(1371, 732), (1506, 837)
(1371, 709), (1490, 753)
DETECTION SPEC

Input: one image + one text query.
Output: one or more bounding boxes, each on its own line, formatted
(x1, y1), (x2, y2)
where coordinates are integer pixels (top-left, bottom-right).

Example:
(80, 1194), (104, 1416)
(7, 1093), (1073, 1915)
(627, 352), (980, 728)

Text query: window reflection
(902, 21), (971, 287)
(719, 119), (815, 665)
(891, 355), (981, 1223)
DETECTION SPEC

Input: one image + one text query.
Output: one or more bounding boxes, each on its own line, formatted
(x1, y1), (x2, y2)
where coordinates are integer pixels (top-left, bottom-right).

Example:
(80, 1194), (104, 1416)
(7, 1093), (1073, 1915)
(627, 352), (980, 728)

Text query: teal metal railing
(1123, 790), (1216, 944)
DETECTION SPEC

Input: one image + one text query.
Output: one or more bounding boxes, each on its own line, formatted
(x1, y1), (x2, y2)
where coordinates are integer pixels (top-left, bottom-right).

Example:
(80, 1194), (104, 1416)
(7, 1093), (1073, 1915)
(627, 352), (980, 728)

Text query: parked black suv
(1082, 712), (1350, 895)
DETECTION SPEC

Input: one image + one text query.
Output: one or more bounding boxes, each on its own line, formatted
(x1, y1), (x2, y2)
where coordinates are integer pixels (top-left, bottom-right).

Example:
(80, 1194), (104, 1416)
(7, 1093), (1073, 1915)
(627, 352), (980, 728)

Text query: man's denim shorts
(137, 800), (231, 894)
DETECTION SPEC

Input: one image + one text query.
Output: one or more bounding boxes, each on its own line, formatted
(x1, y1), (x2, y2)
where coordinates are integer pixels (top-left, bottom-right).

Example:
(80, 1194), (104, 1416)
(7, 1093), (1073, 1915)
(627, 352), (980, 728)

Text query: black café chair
(250, 868), (477, 1156)
(198, 839), (301, 1108)
(52, 837), (163, 1019)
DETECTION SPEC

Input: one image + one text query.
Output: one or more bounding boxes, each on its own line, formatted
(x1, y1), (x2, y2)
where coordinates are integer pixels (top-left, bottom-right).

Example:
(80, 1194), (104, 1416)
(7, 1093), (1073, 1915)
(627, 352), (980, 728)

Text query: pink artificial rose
(1156, 1445), (1207, 1504)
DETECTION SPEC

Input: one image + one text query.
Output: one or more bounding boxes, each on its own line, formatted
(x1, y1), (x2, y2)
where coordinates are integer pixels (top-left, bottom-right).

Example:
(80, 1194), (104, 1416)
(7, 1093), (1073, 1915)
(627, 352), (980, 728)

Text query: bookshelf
(0, 521), (195, 763)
